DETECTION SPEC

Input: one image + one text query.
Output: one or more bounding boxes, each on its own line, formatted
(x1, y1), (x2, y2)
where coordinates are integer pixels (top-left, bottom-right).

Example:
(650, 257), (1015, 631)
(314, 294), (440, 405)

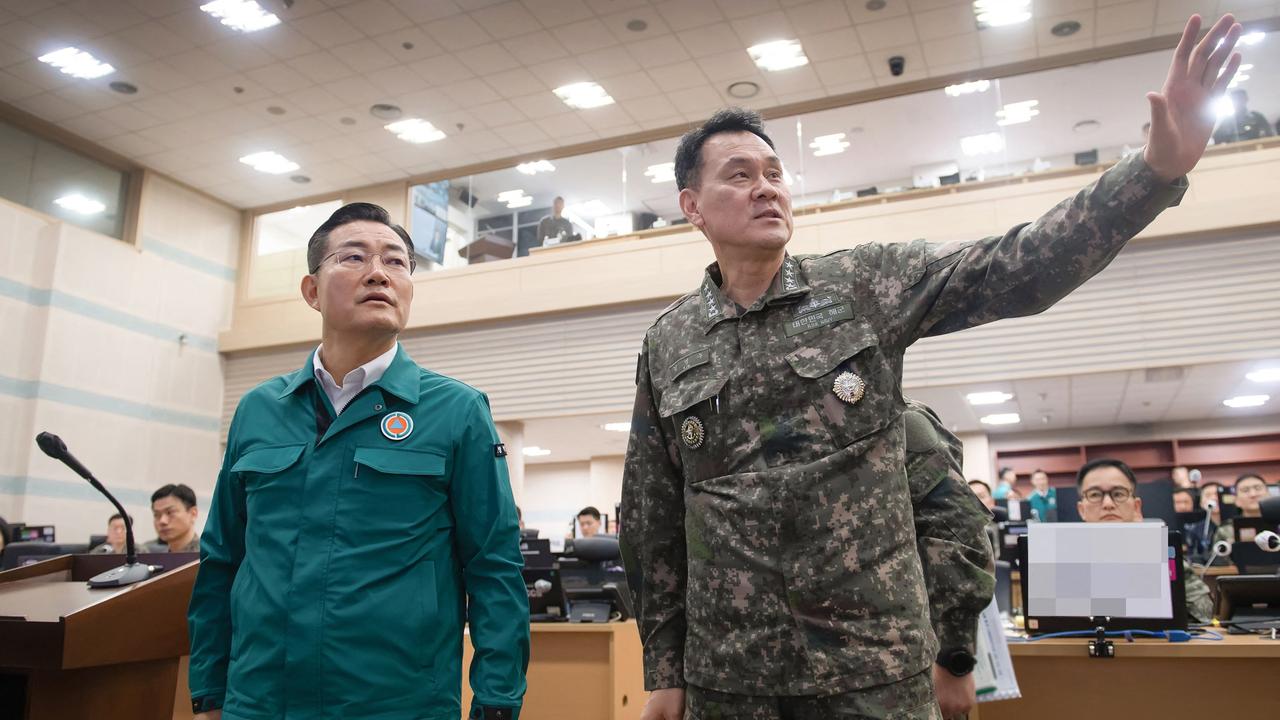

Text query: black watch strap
(192, 696), (224, 713)
(469, 706), (516, 720)
(938, 647), (977, 677)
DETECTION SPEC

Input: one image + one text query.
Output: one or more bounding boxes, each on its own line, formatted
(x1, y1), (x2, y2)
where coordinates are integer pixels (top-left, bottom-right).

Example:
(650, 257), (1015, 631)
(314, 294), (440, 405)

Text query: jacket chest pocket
(232, 444), (307, 521)
(658, 375), (728, 483)
(784, 319), (897, 449)
(349, 447), (450, 532)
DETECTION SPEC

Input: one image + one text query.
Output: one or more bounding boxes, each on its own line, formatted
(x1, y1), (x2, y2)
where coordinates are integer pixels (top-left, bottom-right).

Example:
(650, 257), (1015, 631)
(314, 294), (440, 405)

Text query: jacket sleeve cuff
(468, 705), (521, 720)
(1116, 150), (1189, 211)
(935, 611), (982, 656)
(642, 643), (686, 691)
(190, 689), (226, 714)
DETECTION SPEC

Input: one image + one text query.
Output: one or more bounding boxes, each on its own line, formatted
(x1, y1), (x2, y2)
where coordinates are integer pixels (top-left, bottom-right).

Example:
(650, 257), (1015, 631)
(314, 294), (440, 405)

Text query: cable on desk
(1025, 629), (1221, 642)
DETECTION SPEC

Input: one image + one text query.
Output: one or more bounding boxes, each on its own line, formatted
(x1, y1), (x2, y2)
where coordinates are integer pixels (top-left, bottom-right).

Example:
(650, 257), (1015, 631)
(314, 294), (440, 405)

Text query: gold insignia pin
(681, 416), (706, 449)
(833, 371), (866, 405)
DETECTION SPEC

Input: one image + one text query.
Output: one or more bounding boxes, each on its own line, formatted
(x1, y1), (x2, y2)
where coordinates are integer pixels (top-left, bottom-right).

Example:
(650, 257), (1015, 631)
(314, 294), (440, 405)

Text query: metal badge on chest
(381, 411), (413, 441)
(681, 416), (705, 449)
(833, 371), (866, 405)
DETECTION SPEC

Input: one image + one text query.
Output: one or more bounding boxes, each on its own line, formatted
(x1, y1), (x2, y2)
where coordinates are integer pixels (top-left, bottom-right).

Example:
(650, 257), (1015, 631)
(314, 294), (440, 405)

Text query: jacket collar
(279, 343), (420, 405)
(698, 253), (810, 334)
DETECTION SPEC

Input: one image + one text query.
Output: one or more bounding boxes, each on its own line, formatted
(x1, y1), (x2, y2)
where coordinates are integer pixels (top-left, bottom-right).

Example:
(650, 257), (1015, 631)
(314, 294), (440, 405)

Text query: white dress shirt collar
(313, 342), (398, 415)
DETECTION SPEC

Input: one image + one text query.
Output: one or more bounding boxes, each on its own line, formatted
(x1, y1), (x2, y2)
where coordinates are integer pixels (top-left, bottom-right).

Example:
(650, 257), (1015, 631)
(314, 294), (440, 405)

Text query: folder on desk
(974, 598), (1021, 703)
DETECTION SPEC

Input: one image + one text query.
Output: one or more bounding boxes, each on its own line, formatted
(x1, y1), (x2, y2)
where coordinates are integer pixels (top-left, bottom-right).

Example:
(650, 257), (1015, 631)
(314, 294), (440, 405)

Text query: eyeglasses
(1081, 487), (1134, 505)
(313, 249), (416, 275)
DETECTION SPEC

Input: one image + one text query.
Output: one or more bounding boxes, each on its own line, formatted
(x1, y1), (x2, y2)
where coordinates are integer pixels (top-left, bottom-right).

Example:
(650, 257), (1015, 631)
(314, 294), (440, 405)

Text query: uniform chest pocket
(350, 446), (450, 522)
(658, 375), (727, 482)
(232, 444), (307, 489)
(785, 319), (896, 448)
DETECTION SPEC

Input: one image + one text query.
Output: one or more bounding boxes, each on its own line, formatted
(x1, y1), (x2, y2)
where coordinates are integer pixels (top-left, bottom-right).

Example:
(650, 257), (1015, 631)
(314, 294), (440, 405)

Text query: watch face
(948, 650), (976, 675)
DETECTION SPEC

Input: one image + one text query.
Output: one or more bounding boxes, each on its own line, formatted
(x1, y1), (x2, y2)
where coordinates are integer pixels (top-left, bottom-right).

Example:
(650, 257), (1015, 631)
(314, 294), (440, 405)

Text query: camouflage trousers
(684, 669), (943, 720)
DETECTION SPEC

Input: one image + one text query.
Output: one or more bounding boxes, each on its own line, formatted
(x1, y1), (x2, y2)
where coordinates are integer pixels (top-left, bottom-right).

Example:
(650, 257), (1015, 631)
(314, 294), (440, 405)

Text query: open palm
(1144, 14), (1243, 183)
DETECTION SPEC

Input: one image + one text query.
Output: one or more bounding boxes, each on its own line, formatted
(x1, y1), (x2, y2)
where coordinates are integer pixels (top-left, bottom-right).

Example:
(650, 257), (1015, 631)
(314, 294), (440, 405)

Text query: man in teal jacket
(188, 202), (529, 720)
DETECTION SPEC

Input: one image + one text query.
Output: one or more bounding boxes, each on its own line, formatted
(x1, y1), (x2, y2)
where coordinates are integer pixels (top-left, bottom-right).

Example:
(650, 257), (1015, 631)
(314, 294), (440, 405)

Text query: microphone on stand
(35, 432), (155, 588)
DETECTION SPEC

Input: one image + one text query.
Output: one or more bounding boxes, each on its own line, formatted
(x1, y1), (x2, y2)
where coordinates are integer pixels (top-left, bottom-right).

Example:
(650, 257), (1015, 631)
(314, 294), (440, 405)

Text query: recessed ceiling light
(109, 81), (138, 94)
(727, 80), (760, 98)
(1223, 394), (1270, 408)
(996, 100), (1039, 126)
(266, 105), (286, 115)
(385, 118), (445, 143)
(961, 132), (1004, 156)
(626, 18), (648, 32)
(200, 0), (281, 33)
(233, 85), (245, 94)
(339, 116), (356, 126)
(240, 151), (299, 174)
(523, 446), (552, 457)
(866, 0), (887, 10)
(748, 39), (809, 72)
(602, 422), (631, 432)
(945, 80), (990, 97)
(496, 190), (533, 208)
(967, 391), (1014, 405)
(401, 41), (415, 50)
(1051, 20), (1081, 37)
(38, 47), (115, 79)
(644, 162), (675, 183)
(516, 160), (555, 175)
(290, 175), (311, 184)
(973, 0), (1031, 28)
(980, 412), (1022, 425)
(370, 103), (403, 120)
(554, 82), (614, 109)
(54, 193), (105, 215)
(1246, 368), (1280, 383)
(1073, 119), (1101, 134)
(809, 133), (850, 156)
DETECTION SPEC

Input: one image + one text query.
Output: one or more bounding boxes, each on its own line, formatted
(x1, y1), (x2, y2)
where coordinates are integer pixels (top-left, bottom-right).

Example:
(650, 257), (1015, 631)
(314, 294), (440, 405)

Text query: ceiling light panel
(240, 151), (299, 174)
(37, 47), (114, 79)
(748, 39), (810, 72)
(554, 82), (614, 109)
(517, 160), (555, 175)
(809, 133), (850, 157)
(200, 0), (281, 33)
(644, 162), (675, 183)
(973, 0), (1031, 28)
(996, 100), (1039, 126)
(496, 190), (533, 208)
(1246, 368), (1280, 383)
(945, 80), (991, 97)
(967, 391), (1014, 405)
(385, 118), (445, 144)
(602, 422), (631, 432)
(980, 412), (1021, 425)
(1223, 395), (1269, 408)
(54, 193), (105, 215)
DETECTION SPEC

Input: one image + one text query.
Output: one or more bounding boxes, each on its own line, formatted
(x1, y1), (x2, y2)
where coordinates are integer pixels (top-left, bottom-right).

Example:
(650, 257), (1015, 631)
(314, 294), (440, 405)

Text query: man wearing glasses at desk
(1076, 458), (1214, 623)
(188, 203), (529, 720)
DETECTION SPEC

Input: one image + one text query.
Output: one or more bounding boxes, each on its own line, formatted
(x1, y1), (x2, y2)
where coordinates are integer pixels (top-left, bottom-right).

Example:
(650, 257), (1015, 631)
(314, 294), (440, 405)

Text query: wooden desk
(461, 622), (646, 720)
(974, 634), (1280, 719)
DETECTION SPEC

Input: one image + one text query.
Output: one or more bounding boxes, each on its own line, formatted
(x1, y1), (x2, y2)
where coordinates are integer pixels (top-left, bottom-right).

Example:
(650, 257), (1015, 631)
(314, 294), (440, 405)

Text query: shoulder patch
(650, 292), (697, 329)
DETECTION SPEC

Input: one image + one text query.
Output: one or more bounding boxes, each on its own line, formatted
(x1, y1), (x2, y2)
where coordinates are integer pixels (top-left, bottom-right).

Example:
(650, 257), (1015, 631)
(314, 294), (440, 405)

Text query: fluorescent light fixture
(996, 100), (1039, 126)
(747, 39), (809, 72)
(566, 199), (610, 217)
(967, 391), (1014, 406)
(1227, 63), (1253, 89)
(54, 193), (105, 215)
(973, 0), (1031, 28)
(961, 132), (1004, 156)
(1239, 31), (1265, 46)
(644, 162), (675, 183)
(239, 151), (299, 174)
(809, 133), (850, 157)
(602, 422), (631, 432)
(1246, 368), (1280, 383)
(1214, 95), (1236, 120)
(522, 446), (552, 457)
(384, 118), (445, 144)
(199, 0), (280, 32)
(37, 47), (114, 79)
(553, 82), (614, 109)
(1223, 394), (1269, 408)
(496, 190), (532, 209)
(945, 80), (991, 97)
(516, 160), (555, 175)
(980, 412), (1022, 425)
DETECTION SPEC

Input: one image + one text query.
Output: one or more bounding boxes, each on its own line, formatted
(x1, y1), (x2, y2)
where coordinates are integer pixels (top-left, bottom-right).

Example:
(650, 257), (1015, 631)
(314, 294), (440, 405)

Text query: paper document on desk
(974, 598), (1021, 703)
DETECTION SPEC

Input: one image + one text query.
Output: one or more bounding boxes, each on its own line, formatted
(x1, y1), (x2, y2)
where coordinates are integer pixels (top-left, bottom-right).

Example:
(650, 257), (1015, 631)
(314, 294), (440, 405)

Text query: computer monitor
(994, 560), (1013, 615)
(1231, 518), (1280, 573)
(10, 525), (54, 543)
(523, 567), (569, 621)
(1136, 479), (1178, 527)
(1054, 486), (1082, 523)
(1018, 528), (1188, 634)
(520, 538), (554, 569)
(1216, 575), (1280, 630)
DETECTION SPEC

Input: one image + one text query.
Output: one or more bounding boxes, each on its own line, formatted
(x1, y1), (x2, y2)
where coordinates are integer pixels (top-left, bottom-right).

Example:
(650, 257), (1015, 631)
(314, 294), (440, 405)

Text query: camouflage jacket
(619, 152), (1187, 695)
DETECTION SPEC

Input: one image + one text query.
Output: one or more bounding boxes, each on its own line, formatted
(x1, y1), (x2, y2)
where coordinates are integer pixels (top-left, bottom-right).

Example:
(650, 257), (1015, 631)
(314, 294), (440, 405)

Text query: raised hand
(1143, 14), (1244, 183)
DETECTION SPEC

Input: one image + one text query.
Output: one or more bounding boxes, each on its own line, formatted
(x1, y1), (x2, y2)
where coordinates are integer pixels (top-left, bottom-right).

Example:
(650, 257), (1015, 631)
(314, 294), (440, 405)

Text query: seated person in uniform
(91, 513), (129, 554)
(992, 467), (1016, 501)
(968, 480), (996, 511)
(1173, 489), (1195, 513)
(576, 506), (602, 538)
(146, 483), (201, 553)
(1076, 458), (1214, 622)
(1215, 473), (1270, 545)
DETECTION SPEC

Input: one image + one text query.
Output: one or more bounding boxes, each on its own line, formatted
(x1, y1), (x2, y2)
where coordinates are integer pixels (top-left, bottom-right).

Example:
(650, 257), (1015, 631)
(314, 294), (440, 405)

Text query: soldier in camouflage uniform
(620, 15), (1243, 720)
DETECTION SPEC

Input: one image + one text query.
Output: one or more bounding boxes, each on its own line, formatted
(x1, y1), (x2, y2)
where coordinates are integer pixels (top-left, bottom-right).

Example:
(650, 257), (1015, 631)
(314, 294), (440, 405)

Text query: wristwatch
(937, 647), (977, 677)
(192, 696), (224, 713)
(469, 707), (515, 720)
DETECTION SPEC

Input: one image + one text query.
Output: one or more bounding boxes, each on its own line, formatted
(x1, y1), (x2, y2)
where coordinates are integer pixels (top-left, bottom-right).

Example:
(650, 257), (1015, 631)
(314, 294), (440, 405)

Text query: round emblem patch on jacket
(833, 371), (866, 405)
(680, 416), (705, 449)
(381, 411), (413, 441)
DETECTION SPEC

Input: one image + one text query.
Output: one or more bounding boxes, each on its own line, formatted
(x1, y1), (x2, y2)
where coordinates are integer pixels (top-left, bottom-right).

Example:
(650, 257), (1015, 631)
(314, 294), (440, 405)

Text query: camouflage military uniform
(619, 152), (1187, 709)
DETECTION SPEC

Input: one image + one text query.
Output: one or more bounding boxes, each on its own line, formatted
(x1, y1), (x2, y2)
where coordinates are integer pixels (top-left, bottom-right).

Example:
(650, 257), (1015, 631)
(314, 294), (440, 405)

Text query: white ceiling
(520, 358), (1280, 463)
(2, 0), (1276, 209)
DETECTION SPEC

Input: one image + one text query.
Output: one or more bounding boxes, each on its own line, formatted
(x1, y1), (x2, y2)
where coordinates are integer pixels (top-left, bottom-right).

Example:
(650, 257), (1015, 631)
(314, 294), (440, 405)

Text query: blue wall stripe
(142, 236), (237, 282)
(0, 276), (218, 353)
(0, 474), (155, 506)
(0, 374), (220, 432)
